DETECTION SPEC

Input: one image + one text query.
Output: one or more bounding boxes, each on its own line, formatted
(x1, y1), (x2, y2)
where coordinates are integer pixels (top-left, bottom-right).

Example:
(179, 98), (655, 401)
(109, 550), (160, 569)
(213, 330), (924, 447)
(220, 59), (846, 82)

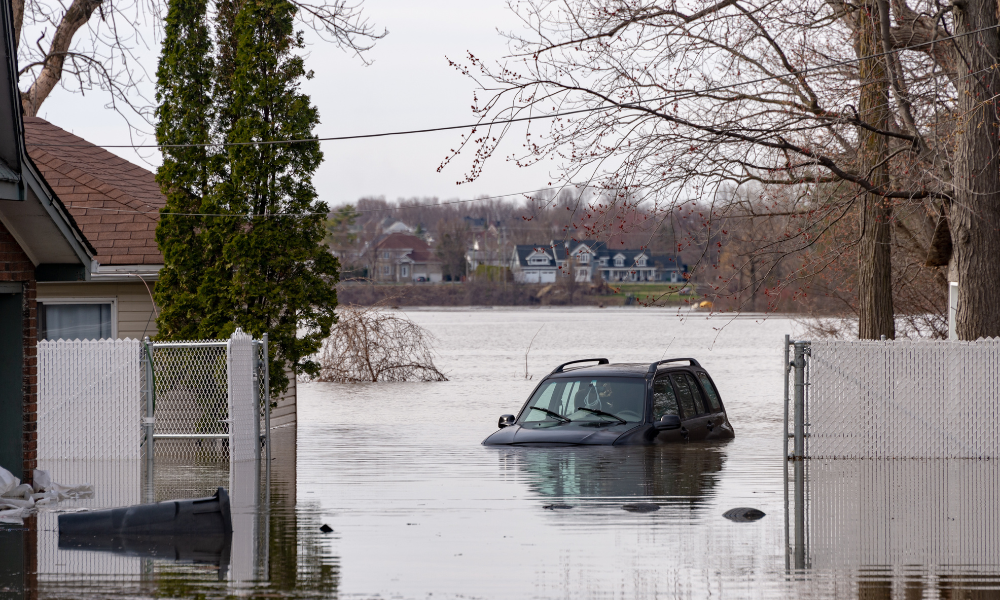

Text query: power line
(74, 185), (592, 218)
(30, 23), (1000, 151)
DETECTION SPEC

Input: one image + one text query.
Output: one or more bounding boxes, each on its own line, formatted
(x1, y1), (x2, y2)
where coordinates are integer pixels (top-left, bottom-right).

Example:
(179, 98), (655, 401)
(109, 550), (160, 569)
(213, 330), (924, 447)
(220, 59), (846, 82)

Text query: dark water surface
(7, 308), (1000, 598)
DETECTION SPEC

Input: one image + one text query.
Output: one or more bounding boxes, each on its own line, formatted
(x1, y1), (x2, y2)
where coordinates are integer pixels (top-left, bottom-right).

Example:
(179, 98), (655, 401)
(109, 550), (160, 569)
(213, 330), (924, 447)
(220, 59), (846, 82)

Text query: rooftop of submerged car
(548, 363), (653, 378)
(546, 358), (704, 379)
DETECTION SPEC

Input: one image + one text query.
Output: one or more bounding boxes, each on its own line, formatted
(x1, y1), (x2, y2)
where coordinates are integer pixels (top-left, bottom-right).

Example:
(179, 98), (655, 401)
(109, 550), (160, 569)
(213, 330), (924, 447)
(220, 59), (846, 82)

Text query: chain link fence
(142, 332), (271, 503)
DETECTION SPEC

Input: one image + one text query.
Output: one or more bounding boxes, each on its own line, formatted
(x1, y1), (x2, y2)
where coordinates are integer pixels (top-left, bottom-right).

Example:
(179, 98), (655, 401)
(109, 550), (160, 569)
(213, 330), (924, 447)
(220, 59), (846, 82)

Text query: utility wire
(74, 185), (592, 218)
(29, 23), (1000, 151)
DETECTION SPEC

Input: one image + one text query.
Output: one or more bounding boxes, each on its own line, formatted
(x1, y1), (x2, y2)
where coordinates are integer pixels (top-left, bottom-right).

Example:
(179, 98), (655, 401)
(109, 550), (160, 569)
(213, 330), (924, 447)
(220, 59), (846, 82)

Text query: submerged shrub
(315, 304), (447, 383)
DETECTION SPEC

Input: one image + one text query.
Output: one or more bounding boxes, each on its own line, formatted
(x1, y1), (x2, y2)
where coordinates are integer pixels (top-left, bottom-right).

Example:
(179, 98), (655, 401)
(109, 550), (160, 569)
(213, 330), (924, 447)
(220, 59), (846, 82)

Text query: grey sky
(35, 0), (551, 210)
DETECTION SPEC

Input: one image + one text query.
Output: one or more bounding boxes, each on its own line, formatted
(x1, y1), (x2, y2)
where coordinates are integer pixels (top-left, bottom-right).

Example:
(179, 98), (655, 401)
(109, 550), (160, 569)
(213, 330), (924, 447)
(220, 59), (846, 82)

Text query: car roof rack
(551, 358), (610, 374)
(647, 358), (702, 374)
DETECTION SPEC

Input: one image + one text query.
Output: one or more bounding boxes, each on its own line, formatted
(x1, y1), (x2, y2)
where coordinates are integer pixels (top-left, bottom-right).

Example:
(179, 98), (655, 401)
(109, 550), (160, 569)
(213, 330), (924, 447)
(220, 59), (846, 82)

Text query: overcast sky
(35, 0), (551, 209)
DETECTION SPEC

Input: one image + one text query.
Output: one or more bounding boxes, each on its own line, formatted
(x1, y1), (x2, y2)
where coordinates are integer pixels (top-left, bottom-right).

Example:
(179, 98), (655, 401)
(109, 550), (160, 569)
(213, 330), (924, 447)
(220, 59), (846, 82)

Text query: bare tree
(314, 303), (447, 383)
(15, 0), (382, 125)
(447, 0), (1000, 339)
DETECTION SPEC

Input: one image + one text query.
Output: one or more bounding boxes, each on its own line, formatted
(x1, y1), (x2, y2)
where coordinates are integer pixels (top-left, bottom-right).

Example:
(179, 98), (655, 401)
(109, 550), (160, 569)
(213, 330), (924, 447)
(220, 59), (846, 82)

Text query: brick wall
(0, 221), (37, 484)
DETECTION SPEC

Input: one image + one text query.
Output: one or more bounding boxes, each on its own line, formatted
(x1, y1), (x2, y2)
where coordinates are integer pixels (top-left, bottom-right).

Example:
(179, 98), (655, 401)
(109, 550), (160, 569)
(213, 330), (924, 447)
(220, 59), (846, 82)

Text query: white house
(511, 245), (558, 283)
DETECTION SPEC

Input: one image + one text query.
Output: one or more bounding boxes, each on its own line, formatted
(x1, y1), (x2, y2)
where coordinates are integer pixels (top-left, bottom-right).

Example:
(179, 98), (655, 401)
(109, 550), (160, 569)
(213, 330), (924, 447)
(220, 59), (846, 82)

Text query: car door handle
(706, 420), (714, 431)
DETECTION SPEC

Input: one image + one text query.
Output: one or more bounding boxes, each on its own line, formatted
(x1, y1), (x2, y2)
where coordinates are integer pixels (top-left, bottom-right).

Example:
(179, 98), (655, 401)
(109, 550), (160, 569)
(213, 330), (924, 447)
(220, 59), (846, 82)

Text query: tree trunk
(855, 1), (895, 340)
(952, 0), (1000, 340)
(19, 0), (102, 117)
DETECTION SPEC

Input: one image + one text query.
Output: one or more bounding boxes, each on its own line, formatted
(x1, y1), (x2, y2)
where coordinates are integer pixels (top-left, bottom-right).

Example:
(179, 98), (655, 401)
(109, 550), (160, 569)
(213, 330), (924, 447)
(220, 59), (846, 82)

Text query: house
(511, 244), (558, 283)
(465, 226), (512, 273)
(378, 218), (415, 235)
(24, 118), (164, 342)
(514, 239), (688, 284)
(0, 2), (95, 481)
(18, 119), (300, 428)
(372, 233), (443, 282)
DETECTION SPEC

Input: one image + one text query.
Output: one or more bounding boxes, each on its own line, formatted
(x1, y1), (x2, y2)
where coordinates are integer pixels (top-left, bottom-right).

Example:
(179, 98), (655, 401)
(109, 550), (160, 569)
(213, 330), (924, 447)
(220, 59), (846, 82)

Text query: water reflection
(0, 522), (31, 599)
(26, 425), (341, 599)
(499, 443), (729, 505)
(788, 458), (1000, 599)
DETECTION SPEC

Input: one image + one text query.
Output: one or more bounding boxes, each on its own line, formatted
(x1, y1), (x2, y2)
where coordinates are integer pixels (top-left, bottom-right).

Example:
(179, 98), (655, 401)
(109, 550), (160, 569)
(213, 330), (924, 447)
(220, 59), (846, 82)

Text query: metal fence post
(783, 334), (791, 571)
(262, 333), (271, 507)
(793, 341), (807, 460)
(143, 337), (155, 503)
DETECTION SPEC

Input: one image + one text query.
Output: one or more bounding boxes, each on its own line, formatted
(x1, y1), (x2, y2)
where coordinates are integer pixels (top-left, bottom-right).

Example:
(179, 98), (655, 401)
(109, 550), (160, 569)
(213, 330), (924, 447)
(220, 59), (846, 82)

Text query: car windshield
(521, 377), (646, 424)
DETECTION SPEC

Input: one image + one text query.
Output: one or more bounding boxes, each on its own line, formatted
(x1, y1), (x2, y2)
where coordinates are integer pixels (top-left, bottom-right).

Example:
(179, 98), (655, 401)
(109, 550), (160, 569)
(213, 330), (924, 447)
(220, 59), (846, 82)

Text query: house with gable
(23, 118), (164, 342)
(511, 244), (558, 283)
(18, 119), (300, 428)
(372, 232), (443, 282)
(0, 1), (95, 481)
(513, 238), (688, 284)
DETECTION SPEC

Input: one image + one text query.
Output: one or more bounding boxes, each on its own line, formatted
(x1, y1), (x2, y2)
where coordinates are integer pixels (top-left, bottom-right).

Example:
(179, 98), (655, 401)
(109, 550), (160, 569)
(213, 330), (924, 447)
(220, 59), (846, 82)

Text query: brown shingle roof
(23, 117), (164, 265)
(375, 233), (440, 265)
(376, 232), (429, 251)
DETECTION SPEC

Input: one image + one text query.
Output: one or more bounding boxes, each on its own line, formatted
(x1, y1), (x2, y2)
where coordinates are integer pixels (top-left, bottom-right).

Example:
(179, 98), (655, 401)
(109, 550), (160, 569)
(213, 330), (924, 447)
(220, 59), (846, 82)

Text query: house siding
(0, 220), (38, 484)
(270, 366), (296, 428)
(36, 281), (159, 340)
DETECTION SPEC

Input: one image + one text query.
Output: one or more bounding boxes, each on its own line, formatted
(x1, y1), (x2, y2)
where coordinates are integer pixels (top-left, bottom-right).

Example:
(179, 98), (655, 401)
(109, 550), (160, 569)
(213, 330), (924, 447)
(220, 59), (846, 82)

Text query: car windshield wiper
(530, 406), (571, 423)
(577, 407), (626, 424)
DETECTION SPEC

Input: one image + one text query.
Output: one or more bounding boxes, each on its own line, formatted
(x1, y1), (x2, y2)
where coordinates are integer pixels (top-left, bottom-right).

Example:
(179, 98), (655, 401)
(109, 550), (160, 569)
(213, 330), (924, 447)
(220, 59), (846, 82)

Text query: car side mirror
(498, 414), (516, 428)
(653, 415), (681, 431)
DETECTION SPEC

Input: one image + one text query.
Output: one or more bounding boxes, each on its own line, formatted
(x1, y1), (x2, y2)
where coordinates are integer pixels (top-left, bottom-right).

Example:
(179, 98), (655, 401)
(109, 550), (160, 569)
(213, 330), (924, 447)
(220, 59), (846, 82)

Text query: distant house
(372, 233), (443, 282)
(511, 245), (558, 283)
(378, 218), (415, 235)
(465, 227), (512, 273)
(514, 239), (687, 283)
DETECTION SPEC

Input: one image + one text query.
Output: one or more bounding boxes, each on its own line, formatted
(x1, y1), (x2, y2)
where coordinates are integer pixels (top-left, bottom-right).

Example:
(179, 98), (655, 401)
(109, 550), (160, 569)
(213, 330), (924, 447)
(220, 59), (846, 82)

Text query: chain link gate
(141, 330), (271, 504)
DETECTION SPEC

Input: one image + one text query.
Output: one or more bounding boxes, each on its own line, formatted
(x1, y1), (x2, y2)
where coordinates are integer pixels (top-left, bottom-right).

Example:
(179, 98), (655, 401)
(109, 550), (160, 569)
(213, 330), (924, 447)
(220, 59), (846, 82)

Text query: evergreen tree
(153, 0), (215, 340)
(205, 0), (339, 393)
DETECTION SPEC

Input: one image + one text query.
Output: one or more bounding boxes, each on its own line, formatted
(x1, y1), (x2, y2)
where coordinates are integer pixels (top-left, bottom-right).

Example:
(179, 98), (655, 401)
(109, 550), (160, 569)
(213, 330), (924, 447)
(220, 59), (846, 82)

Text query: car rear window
(697, 372), (722, 412)
(671, 372), (706, 417)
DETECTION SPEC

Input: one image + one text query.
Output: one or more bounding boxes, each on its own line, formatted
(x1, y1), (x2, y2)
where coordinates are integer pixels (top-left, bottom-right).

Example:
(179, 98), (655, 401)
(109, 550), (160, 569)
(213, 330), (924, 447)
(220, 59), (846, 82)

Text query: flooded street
(17, 307), (1000, 598)
(301, 308), (791, 598)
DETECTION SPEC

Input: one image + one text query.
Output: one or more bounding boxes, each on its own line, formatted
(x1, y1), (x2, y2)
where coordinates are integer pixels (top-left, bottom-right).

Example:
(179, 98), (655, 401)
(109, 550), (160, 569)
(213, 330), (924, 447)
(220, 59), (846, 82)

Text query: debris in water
(320, 524), (333, 533)
(622, 503), (660, 513)
(60, 488), (231, 535)
(722, 507), (766, 522)
(543, 504), (573, 510)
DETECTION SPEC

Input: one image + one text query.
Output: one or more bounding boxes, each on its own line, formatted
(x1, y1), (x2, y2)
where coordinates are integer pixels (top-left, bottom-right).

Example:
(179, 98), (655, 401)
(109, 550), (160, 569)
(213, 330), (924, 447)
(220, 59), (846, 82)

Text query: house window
(382, 265), (390, 275)
(636, 256), (647, 267)
(382, 251), (390, 259)
(577, 268), (589, 279)
(529, 257), (549, 265)
(600, 257), (608, 266)
(577, 252), (589, 264)
(615, 257), (624, 267)
(38, 300), (114, 341)
(401, 265), (409, 277)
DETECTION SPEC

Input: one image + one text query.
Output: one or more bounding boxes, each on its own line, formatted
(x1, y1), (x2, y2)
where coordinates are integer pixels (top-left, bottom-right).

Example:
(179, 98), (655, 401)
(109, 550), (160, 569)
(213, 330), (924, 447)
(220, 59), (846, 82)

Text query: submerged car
(483, 358), (735, 446)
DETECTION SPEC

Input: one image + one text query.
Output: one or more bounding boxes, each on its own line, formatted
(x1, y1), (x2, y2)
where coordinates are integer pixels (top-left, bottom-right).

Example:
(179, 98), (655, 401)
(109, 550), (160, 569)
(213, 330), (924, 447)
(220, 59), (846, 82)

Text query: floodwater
(6, 307), (1000, 599)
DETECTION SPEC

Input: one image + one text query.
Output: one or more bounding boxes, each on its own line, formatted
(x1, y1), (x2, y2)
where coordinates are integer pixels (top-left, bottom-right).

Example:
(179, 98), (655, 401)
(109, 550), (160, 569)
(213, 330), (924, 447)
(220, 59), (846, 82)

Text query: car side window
(697, 372), (722, 412)
(684, 373), (708, 414)
(670, 373), (699, 418)
(652, 378), (679, 420)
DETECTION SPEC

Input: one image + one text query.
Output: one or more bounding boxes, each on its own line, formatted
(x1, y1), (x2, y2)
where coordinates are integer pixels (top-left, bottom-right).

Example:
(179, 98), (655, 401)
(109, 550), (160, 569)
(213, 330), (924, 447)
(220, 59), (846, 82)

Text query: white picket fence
(807, 339), (1000, 459)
